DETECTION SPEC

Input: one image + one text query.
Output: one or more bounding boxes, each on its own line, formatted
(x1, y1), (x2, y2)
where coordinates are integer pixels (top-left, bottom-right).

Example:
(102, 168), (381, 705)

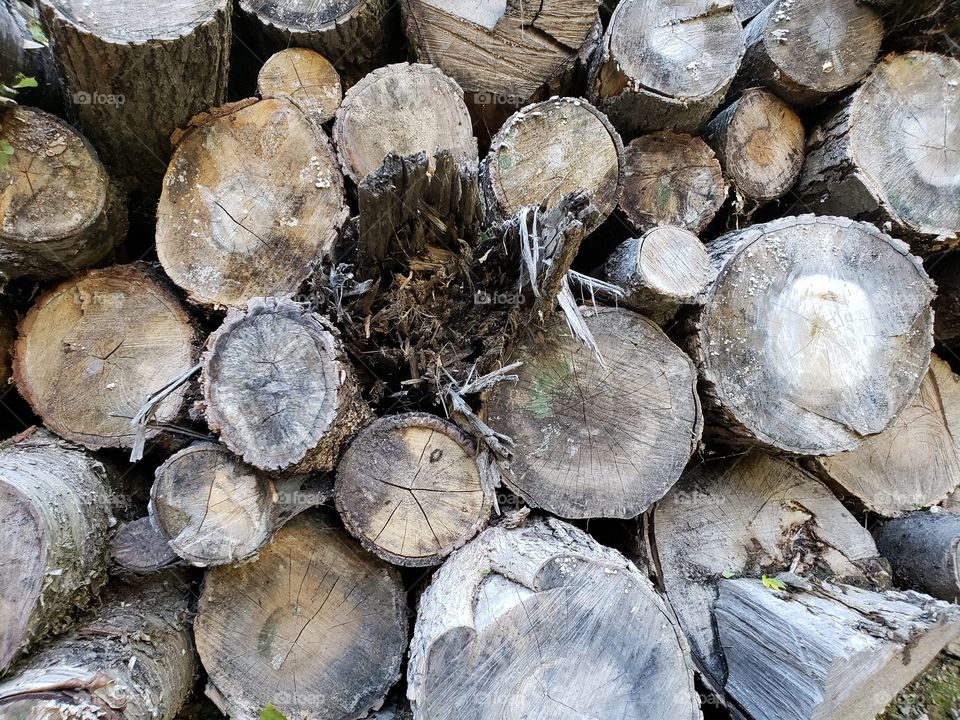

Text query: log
(0, 105), (126, 283)
(653, 449), (883, 688)
(37, 0), (231, 191)
(257, 47), (343, 125)
(157, 97), (349, 309)
(149, 442), (278, 567)
(480, 97), (624, 232)
(874, 510), (960, 602)
(618, 132), (725, 234)
(733, 0), (884, 107)
(791, 51), (960, 256)
(589, 0), (744, 136)
(335, 413), (491, 567)
(195, 511), (408, 720)
(407, 515), (701, 720)
(0, 575), (196, 720)
(202, 297), (367, 473)
(486, 306), (702, 519)
(689, 215), (935, 455)
(0, 428), (115, 672)
(400, 0), (601, 107)
(604, 227), (714, 324)
(333, 63), (477, 186)
(13, 264), (198, 451)
(812, 353), (960, 516)
(110, 517), (178, 574)
(237, 0), (398, 82)
(733, 0), (769, 22)
(702, 87), (805, 204)
(717, 575), (960, 720)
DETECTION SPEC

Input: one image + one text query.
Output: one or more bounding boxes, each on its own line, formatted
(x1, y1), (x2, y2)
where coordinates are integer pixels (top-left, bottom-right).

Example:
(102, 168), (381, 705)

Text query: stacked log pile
(0, 1), (959, 720)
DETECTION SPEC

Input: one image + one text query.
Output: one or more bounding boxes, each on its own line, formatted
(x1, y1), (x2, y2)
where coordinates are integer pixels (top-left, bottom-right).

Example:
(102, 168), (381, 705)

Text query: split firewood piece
(690, 215), (935, 455)
(605, 227), (714, 324)
(257, 47), (342, 124)
(238, 0), (397, 80)
(202, 297), (367, 473)
(196, 512), (408, 720)
(812, 354), (960, 516)
(400, 0), (601, 106)
(0, 105), (126, 283)
(0, 574), (197, 720)
(589, 0), (744, 136)
(407, 515), (702, 720)
(149, 442), (279, 567)
(717, 575), (960, 720)
(734, 0), (884, 107)
(333, 63), (477, 186)
(0, 429), (116, 672)
(110, 516), (178, 574)
(13, 264), (199, 451)
(336, 413), (491, 567)
(792, 51), (960, 255)
(481, 97), (623, 233)
(486, 306), (701, 519)
(619, 132), (725, 233)
(875, 510), (960, 602)
(36, 0), (230, 191)
(654, 450), (882, 689)
(702, 87), (805, 204)
(157, 97), (348, 308)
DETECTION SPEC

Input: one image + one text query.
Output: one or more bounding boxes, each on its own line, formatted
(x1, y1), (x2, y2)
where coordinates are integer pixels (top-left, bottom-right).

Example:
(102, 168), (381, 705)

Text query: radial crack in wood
(257, 48), (343, 125)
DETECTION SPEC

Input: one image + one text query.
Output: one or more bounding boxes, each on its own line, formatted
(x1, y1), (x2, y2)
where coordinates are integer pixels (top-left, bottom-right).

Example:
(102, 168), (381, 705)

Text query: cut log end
(619, 132), (725, 234)
(202, 297), (367, 473)
(195, 512), (408, 720)
(487, 307), (701, 519)
(257, 47), (342, 124)
(150, 443), (278, 567)
(693, 215), (935, 455)
(13, 265), (198, 451)
(40, 0), (225, 42)
(336, 413), (489, 566)
(874, 511), (960, 602)
(110, 517), (178, 574)
(482, 97), (623, 232)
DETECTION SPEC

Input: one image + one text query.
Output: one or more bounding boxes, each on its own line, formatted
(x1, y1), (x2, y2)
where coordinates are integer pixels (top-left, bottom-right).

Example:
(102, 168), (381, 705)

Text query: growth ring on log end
(202, 297), (366, 473)
(693, 215), (935, 455)
(487, 306), (701, 519)
(335, 413), (490, 567)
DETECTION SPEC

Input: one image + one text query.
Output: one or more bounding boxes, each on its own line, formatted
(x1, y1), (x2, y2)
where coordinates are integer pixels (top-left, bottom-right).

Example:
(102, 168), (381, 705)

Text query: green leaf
(0, 140), (12, 156)
(12, 75), (38, 89)
(260, 704), (288, 720)
(762, 575), (786, 592)
(28, 21), (49, 46)
(720, 570), (735, 579)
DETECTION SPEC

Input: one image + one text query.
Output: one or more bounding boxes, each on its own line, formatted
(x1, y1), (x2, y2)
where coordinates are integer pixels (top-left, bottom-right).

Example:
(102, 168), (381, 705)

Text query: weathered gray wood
(702, 87), (805, 204)
(37, 0), (231, 191)
(733, 0), (884, 107)
(589, 0), (744, 136)
(487, 306), (702, 519)
(481, 97), (623, 233)
(605, 227), (714, 324)
(812, 353), (960, 516)
(335, 413), (491, 567)
(0, 105), (126, 284)
(0, 575), (196, 720)
(407, 515), (702, 720)
(157, 97), (349, 308)
(257, 47), (342, 125)
(195, 511), (408, 720)
(13, 264), (199, 451)
(717, 575), (960, 720)
(654, 450), (882, 689)
(875, 510), (960, 602)
(0, 429), (115, 672)
(618, 132), (725, 233)
(333, 63), (477, 186)
(110, 516), (179, 574)
(689, 215), (935, 455)
(733, 0), (769, 21)
(791, 51), (960, 256)
(202, 297), (368, 473)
